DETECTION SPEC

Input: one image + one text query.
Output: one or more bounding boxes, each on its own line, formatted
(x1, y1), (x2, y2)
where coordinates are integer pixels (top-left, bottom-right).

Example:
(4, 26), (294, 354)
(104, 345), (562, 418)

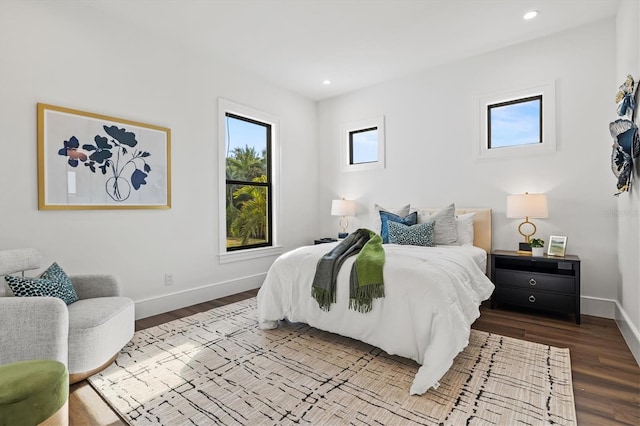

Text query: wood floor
(69, 290), (639, 425)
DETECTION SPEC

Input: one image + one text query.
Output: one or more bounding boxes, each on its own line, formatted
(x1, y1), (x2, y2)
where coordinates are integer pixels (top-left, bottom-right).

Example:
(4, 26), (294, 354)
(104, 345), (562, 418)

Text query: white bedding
(257, 243), (495, 395)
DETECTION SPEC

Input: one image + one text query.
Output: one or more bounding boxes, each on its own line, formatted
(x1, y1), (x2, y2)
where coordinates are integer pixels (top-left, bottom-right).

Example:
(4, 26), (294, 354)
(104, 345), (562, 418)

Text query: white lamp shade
(331, 199), (355, 217)
(506, 193), (548, 218)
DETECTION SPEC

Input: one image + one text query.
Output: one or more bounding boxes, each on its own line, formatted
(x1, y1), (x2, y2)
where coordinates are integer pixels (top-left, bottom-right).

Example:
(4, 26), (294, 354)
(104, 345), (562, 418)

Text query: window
(488, 95), (542, 148)
(350, 127), (379, 164)
(477, 81), (555, 159)
(225, 113), (271, 251)
(342, 116), (385, 171)
(218, 99), (281, 262)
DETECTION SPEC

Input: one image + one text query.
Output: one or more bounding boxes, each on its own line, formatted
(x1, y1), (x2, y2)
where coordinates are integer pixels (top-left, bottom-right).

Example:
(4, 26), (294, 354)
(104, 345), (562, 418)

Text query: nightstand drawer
(494, 269), (575, 294)
(494, 287), (575, 312)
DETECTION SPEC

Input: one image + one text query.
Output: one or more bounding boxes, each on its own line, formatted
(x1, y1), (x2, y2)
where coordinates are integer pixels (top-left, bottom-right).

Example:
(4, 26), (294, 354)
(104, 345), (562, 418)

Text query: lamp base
(517, 242), (532, 254)
(337, 232), (348, 239)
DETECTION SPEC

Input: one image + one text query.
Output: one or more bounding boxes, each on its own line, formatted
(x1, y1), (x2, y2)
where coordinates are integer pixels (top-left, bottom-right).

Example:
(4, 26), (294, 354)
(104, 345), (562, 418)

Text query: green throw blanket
(311, 228), (385, 313)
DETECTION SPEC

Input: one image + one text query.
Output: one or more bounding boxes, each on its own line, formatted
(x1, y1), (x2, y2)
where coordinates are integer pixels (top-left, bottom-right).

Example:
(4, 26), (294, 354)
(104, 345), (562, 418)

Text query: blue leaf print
(59, 136), (86, 167)
(89, 149), (112, 164)
(103, 125), (137, 147)
(66, 136), (79, 149)
(59, 136), (79, 156)
(131, 169), (148, 190)
(94, 135), (112, 150)
(85, 135), (113, 164)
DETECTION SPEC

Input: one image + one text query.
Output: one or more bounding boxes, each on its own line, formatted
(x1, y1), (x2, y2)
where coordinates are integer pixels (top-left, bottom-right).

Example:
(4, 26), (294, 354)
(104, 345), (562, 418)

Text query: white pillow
(456, 212), (476, 245)
(418, 203), (458, 245)
(372, 203), (410, 235)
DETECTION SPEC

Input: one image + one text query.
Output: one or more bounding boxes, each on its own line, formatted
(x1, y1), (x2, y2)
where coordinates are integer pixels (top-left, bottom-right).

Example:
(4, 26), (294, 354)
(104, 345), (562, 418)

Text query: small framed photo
(547, 235), (567, 257)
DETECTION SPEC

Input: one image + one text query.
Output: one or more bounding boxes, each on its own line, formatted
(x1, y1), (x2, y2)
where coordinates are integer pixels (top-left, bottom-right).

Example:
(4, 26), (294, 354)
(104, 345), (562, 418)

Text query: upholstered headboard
(418, 208), (492, 254)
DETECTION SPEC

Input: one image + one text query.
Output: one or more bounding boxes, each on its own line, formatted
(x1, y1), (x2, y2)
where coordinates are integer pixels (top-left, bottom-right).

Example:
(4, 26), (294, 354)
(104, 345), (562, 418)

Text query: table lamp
(506, 192), (548, 253)
(331, 198), (355, 238)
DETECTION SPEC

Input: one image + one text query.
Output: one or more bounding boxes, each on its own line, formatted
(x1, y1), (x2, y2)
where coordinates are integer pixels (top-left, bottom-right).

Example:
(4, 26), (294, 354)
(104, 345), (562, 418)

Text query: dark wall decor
(610, 75), (640, 195)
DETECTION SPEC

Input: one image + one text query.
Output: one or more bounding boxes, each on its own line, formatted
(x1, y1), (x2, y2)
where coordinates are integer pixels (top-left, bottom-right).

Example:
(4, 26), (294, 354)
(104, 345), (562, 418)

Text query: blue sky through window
(351, 128), (378, 163)
(489, 97), (541, 148)
(226, 115), (267, 158)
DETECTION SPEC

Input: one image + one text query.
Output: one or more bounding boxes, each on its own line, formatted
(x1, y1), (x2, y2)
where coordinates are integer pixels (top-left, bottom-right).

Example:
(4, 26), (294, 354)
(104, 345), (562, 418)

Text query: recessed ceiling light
(523, 10), (538, 20)
(322, 80), (331, 85)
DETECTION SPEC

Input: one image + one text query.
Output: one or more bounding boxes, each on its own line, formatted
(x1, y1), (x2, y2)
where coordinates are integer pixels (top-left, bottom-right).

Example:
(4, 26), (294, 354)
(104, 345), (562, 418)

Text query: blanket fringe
(312, 287), (334, 312)
(349, 283), (385, 313)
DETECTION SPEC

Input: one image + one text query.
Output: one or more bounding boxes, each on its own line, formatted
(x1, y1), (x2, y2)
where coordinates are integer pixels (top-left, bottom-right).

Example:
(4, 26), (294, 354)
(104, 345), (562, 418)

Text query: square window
(349, 127), (379, 164)
(488, 95), (542, 149)
(342, 116), (385, 171)
(476, 81), (555, 159)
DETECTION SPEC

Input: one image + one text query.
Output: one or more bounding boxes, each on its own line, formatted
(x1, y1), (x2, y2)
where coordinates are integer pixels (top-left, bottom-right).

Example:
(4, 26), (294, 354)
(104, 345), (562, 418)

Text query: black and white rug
(89, 298), (576, 425)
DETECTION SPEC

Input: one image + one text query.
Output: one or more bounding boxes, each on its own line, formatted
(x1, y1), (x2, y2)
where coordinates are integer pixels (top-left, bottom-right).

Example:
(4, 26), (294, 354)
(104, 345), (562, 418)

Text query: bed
(257, 207), (494, 395)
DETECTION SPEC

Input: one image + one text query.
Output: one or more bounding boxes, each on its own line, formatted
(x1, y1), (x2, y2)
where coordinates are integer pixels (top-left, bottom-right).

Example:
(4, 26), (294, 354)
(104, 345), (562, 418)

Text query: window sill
(218, 245), (284, 264)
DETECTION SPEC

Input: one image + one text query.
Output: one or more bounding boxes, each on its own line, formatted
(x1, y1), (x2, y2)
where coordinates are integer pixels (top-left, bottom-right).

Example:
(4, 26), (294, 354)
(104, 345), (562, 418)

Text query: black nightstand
(490, 250), (581, 324)
(314, 238), (337, 245)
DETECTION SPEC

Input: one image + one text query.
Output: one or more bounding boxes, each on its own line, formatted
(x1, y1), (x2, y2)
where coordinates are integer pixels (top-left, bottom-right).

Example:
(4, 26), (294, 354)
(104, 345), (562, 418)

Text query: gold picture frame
(547, 235), (567, 257)
(37, 103), (171, 210)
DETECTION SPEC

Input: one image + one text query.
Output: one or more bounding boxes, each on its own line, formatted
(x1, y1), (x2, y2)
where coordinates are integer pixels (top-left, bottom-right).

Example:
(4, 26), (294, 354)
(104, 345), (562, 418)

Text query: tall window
(218, 99), (280, 262)
(224, 113), (272, 251)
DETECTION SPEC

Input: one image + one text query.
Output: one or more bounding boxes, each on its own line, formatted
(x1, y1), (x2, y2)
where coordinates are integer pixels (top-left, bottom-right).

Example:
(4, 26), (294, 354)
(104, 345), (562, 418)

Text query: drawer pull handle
(529, 278), (537, 286)
(528, 295), (536, 303)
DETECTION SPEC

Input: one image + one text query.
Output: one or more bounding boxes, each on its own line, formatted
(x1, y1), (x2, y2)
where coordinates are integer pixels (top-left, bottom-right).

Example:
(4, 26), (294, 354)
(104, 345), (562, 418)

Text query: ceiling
(87, 0), (619, 101)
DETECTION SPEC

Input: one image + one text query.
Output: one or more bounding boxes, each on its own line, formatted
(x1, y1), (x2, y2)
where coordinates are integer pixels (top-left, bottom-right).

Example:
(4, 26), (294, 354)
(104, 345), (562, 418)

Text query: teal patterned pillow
(5, 262), (78, 304)
(40, 262), (78, 304)
(379, 211), (418, 243)
(388, 220), (435, 247)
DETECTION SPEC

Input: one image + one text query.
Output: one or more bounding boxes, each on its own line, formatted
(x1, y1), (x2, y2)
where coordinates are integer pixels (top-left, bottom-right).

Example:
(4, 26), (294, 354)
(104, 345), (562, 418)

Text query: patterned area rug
(89, 298), (576, 425)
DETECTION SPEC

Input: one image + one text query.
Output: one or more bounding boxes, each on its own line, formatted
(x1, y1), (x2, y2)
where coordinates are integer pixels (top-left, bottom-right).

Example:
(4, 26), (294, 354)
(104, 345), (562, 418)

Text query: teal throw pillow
(379, 211), (417, 244)
(40, 262), (78, 304)
(5, 262), (78, 305)
(388, 220), (435, 247)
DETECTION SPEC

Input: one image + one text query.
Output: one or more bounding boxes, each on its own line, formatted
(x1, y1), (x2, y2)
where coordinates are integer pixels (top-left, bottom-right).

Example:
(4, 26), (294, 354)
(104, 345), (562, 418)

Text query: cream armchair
(0, 248), (134, 383)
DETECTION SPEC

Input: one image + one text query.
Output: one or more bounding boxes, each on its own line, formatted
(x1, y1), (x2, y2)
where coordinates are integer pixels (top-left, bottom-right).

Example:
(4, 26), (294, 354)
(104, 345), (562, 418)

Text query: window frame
(487, 95), (542, 149)
(476, 81), (556, 159)
(218, 98), (282, 263)
(342, 116), (385, 172)
(349, 126), (379, 165)
(224, 112), (272, 252)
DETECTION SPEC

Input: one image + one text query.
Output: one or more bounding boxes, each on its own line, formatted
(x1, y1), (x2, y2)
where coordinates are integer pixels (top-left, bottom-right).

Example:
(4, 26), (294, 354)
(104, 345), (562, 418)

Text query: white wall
(317, 19), (618, 317)
(615, 0), (640, 364)
(0, 1), (319, 318)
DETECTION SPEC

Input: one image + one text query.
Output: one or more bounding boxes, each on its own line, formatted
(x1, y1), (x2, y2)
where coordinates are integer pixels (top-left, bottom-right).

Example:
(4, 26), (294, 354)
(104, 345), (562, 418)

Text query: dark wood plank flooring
(69, 290), (639, 425)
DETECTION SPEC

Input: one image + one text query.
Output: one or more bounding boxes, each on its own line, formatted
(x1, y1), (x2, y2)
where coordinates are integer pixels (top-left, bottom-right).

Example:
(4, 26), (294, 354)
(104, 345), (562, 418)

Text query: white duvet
(257, 243), (495, 395)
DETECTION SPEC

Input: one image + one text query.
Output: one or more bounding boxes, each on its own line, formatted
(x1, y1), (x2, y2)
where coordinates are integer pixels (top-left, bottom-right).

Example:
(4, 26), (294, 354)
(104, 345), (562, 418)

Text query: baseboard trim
(580, 295), (616, 319)
(580, 295), (639, 366)
(134, 273), (266, 320)
(614, 301), (640, 366)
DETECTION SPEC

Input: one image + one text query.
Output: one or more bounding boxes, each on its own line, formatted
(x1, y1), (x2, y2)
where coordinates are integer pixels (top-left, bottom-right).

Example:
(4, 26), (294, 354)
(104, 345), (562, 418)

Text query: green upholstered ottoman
(0, 360), (68, 426)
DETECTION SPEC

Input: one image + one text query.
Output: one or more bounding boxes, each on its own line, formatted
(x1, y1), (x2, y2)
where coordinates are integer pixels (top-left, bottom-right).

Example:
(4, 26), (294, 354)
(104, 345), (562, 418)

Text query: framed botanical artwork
(37, 103), (171, 209)
(547, 235), (567, 257)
